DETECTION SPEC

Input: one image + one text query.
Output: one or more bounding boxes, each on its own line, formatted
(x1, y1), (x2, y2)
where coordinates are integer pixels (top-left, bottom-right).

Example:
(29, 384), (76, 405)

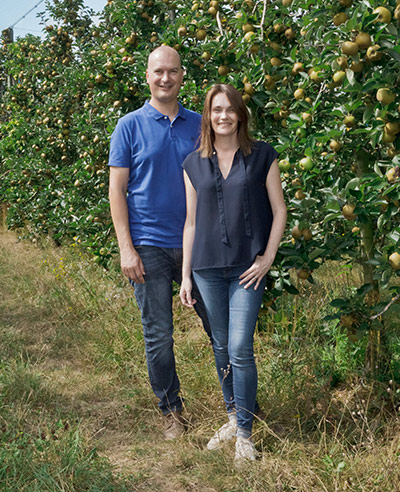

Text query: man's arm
(109, 166), (145, 283)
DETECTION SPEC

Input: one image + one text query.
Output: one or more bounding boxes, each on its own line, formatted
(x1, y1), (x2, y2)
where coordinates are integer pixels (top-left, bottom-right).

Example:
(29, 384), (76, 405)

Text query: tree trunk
(355, 150), (389, 377)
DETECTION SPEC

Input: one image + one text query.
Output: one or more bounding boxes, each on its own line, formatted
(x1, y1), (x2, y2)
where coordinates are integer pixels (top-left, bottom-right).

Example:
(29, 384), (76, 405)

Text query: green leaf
(356, 283), (374, 298)
(345, 69), (355, 86)
(283, 283), (299, 295)
(387, 49), (400, 62)
(345, 178), (360, 191)
(309, 247), (326, 260)
(323, 212), (342, 223)
(377, 214), (386, 231)
(349, 189), (362, 200)
(304, 147), (313, 157)
(330, 298), (347, 308)
(362, 106), (373, 124)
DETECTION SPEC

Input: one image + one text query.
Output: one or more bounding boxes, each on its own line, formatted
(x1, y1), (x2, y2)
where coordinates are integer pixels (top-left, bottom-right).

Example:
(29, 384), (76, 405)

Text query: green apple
(278, 159), (291, 172)
(299, 156), (313, 170)
(296, 128), (307, 138)
(333, 71), (346, 84)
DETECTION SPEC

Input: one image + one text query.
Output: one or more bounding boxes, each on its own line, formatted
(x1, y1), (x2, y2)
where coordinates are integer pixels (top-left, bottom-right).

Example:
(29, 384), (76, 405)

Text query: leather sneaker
(163, 411), (186, 440)
(207, 419), (237, 450)
(234, 436), (259, 463)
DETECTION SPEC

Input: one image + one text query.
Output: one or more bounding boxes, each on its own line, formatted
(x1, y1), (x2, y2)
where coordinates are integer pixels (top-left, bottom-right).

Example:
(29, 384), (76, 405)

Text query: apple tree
(1, 0), (400, 374)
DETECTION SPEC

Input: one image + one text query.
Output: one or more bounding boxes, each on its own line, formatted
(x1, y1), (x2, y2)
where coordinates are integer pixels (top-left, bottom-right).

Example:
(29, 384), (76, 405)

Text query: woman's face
(210, 92), (239, 138)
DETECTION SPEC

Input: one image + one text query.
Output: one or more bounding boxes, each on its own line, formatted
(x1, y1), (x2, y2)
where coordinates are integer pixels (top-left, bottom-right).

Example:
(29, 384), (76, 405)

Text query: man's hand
(121, 248), (145, 283)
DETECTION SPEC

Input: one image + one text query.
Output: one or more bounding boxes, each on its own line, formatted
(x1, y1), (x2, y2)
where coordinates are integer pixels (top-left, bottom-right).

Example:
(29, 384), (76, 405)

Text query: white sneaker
(234, 436), (259, 462)
(207, 419), (237, 450)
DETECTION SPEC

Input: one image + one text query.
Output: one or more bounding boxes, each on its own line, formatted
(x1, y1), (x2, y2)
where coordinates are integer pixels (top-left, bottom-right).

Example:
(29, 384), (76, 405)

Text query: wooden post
(0, 203), (7, 228)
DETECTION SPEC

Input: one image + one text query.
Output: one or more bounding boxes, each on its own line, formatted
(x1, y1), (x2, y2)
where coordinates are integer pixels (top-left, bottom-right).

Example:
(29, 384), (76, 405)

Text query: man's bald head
(147, 46), (182, 70)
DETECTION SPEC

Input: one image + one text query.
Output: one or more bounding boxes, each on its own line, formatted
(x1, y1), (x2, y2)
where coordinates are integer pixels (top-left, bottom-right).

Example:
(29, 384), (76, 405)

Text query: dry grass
(1, 228), (400, 491)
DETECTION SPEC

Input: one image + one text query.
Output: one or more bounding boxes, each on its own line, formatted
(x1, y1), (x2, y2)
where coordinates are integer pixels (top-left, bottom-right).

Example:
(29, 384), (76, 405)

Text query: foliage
(0, 0), (400, 359)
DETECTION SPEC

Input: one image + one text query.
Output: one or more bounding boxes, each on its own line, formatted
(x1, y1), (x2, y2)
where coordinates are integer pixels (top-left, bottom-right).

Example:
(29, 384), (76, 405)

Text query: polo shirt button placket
(170, 122), (176, 142)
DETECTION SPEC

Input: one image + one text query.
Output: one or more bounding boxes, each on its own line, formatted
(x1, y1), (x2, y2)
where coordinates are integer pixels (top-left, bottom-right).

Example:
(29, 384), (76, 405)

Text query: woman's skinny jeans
(193, 266), (265, 436)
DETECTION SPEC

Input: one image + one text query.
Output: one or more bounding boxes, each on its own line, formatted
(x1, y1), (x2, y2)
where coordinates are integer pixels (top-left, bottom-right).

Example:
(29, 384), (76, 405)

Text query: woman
(180, 84), (287, 463)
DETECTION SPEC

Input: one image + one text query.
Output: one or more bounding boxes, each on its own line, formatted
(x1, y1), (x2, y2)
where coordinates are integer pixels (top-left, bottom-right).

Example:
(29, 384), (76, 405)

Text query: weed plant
(1, 229), (400, 491)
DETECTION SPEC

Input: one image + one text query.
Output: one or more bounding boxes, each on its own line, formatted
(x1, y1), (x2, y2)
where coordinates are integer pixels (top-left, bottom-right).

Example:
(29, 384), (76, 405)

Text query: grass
(1, 227), (400, 491)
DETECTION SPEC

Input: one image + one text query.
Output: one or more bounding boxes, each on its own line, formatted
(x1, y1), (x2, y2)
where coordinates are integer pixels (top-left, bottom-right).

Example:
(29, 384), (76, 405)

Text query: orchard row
(0, 0), (399, 332)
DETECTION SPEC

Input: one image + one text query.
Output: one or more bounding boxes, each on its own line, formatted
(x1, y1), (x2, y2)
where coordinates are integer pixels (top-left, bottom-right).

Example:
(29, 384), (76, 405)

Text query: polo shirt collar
(144, 100), (187, 121)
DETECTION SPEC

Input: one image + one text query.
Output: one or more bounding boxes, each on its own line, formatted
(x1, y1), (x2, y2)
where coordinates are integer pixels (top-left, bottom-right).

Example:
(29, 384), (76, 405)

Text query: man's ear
(145, 69), (149, 83)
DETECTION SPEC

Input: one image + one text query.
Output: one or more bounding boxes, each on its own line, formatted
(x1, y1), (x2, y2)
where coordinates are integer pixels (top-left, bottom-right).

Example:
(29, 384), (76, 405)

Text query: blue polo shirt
(108, 101), (201, 248)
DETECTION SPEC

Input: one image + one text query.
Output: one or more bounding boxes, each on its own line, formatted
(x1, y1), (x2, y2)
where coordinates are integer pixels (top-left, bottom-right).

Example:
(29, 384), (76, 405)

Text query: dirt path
(0, 228), (219, 492)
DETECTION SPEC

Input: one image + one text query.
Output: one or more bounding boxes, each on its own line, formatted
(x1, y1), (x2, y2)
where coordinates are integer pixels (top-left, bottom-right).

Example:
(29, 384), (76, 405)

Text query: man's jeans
(193, 266), (265, 435)
(131, 245), (211, 415)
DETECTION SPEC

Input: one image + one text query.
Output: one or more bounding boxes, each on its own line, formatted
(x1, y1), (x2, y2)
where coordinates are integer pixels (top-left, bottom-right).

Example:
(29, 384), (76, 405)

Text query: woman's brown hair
(198, 84), (254, 158)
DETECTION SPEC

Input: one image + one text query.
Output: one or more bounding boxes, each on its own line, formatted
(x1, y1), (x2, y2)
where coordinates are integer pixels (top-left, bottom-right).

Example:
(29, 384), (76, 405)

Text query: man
(108, 46), (211, 440)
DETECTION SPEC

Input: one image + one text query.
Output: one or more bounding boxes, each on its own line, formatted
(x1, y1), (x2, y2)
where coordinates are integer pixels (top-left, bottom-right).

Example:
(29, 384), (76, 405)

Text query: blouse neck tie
(210, 149), (253, 246)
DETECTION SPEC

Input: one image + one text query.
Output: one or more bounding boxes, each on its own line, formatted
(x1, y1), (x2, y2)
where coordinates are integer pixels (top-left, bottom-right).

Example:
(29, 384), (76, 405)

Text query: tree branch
(260, 0), (269, 39)
(370, 292), (400, 320)
(216, 11), (223, 37)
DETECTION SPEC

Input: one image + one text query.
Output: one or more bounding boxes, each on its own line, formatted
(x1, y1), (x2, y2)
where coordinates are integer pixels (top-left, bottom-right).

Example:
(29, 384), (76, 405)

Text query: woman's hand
(180, 277), (197, 307)
(239, 255), (272, 290)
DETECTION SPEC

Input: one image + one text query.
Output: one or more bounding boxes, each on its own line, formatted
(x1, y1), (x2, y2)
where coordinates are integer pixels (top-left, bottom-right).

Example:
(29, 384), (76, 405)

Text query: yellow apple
(296, 269), (310, 280)
(333, 12), (349, 26)
(386, 167), (399, 183)
(366, 45), (382, 61)
(385, 122), (400, 135)
(389, 252), (400, 270)
(292, 62), (305, 74)
(196, 29), (207, 40)
(270, 57), (282, 66)
(341, 41), (359, 56)
(294, 88), (305, 100)
(376, 88), (395, 105)
(342, 203), (356, 220)
(350, 61), (364, 72)
(373, 6), (392, 23)
(291, 225), (302, 239)
(355, 32), (372, 49)
(330, 140), (342, 152)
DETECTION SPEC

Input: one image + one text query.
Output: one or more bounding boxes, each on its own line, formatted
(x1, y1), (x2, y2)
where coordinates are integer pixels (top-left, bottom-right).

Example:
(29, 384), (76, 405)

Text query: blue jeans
(193, 266), (266, 436)
(131, 245), (211, 415)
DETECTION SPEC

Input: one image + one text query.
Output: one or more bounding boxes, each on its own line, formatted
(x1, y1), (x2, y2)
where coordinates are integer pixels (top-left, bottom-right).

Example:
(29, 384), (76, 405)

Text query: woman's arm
(179, 171), (198, 307)
(239, 159), (287, 290)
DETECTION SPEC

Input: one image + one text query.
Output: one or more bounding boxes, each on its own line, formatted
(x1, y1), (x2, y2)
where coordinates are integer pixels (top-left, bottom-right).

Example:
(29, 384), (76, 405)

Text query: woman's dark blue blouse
(182, 140), (278, 271)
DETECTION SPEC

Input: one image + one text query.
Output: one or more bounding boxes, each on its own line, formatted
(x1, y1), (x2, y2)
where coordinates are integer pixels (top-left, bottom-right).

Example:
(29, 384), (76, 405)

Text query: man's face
(146, 50), (184, 104)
